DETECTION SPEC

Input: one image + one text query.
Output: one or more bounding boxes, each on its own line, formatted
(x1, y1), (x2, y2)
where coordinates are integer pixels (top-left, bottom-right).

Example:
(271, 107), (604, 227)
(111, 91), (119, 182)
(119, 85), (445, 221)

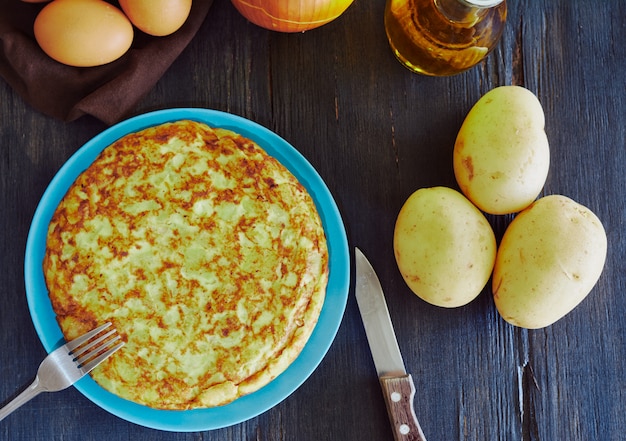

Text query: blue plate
(24, 108), (350, 432)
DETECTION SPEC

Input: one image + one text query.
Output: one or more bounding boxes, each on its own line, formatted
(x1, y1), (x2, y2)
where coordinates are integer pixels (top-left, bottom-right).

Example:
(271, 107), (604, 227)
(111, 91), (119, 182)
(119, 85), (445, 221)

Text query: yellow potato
(493, 195), (607, 328)
(393, 186), (497, 308)
(453, 86), (550, 215)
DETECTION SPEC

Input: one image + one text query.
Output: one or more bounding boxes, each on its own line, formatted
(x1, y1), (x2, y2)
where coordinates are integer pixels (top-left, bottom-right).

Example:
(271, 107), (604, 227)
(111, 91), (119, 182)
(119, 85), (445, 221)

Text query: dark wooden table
(2, 0), (625, 440)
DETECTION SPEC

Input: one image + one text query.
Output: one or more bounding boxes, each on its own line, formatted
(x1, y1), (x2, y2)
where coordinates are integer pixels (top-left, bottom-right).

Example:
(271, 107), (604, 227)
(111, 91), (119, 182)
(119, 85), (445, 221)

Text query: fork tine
(70, 328), (116, 359)
(64, 322), (112, 351)
(0, 323), (125, 421)
(78, 339), (125, 374)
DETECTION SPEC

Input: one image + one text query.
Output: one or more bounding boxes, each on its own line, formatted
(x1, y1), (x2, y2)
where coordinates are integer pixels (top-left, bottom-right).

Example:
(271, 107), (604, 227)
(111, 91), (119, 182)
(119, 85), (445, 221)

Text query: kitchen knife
(355, 247), (427, 441)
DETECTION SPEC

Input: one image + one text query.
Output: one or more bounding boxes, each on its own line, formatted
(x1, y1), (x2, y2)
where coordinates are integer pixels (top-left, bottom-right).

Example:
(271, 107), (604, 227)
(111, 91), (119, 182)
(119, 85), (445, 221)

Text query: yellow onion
(231, 0), (355, 33)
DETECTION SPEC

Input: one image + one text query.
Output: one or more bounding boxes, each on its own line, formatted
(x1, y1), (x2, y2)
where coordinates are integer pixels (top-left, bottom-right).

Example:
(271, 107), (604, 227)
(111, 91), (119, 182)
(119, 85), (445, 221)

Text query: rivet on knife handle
(380, 374), (427, 441)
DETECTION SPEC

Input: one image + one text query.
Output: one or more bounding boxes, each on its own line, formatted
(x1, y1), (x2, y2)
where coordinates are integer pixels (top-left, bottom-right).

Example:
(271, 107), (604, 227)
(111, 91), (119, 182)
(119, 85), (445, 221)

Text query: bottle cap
(464, 0), (504, 7)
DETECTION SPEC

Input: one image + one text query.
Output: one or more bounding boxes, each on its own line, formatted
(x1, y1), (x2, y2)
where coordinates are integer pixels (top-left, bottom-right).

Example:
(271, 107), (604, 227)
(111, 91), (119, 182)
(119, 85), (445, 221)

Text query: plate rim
(24, 108), (350, 432)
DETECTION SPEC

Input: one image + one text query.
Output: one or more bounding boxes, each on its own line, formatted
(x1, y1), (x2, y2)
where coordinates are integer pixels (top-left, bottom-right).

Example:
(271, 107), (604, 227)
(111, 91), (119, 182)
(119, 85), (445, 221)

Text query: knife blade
(355, 247), (427, 441)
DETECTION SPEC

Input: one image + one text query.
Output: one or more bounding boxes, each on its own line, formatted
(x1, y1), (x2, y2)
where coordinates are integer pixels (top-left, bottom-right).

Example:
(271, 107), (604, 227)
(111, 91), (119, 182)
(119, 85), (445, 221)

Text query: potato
(453, 86), (550, 215)
(394, 186), (497, 307)
(493, 195), (607, 328)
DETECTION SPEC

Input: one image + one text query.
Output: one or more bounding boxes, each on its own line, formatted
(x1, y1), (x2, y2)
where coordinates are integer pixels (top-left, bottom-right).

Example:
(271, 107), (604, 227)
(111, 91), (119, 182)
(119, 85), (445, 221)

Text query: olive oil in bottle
(385, 0), (507, 76)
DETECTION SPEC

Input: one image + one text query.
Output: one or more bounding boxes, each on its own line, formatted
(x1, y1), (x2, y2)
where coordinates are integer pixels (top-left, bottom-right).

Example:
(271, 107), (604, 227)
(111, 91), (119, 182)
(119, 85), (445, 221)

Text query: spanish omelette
(43, 120), (329, 409)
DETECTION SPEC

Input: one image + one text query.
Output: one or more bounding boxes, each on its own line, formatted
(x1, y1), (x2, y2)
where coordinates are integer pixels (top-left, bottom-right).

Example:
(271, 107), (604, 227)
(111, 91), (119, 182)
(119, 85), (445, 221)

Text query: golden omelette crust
(43, 120), (328, 409)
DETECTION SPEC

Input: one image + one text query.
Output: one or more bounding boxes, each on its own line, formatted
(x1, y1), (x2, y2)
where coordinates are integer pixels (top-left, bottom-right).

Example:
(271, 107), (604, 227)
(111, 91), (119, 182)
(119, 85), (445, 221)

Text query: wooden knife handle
(379, 374), (427, 441)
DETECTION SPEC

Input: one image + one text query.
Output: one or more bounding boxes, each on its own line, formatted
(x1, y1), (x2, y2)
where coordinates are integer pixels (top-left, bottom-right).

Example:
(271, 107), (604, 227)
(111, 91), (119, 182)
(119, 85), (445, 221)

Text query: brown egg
(34, 0), (134, 67)
(119, 0), (192, 37)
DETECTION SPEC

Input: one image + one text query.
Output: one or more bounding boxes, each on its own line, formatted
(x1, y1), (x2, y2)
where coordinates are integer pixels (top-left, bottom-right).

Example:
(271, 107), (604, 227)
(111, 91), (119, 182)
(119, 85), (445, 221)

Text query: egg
(34, 0), (134, 67)
(119, 0), (192, 37)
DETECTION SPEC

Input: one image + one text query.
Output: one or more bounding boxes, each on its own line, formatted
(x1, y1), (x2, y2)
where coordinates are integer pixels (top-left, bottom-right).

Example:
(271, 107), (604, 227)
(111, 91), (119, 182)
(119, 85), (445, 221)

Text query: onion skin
(231, 0), (355, 32)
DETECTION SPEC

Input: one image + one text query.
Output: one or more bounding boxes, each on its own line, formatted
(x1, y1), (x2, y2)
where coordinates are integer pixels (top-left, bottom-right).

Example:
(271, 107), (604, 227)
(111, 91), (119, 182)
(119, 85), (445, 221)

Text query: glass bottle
(384, 0), (507, 76)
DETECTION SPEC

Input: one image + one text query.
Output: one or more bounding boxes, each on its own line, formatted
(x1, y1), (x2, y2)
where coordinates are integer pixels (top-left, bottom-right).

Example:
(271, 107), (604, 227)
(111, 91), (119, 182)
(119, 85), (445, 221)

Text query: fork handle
(0, 376), (45, 422)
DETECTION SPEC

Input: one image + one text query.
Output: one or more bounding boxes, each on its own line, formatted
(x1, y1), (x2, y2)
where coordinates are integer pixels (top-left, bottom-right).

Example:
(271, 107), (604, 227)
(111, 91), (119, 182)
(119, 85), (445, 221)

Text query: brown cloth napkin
(0, 0), (213, 125)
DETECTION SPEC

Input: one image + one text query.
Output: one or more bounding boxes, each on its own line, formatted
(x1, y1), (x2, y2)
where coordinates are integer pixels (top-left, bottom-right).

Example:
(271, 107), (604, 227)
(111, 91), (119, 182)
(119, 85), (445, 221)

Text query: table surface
(2, 0), (625, 440)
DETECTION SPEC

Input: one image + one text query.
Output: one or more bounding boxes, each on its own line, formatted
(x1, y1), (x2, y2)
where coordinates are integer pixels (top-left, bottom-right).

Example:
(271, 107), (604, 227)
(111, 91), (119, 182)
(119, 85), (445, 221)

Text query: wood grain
(380, 375), (427, 441)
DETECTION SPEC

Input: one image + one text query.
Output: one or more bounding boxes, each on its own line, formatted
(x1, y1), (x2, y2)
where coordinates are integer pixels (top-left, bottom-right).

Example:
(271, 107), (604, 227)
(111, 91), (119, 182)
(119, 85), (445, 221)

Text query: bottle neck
(434, 0), (503, 24)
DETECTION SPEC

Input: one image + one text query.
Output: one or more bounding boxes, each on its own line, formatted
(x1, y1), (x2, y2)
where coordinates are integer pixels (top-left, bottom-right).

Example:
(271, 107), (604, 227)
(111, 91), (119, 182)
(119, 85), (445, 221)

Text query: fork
(0, 322), (124, 421)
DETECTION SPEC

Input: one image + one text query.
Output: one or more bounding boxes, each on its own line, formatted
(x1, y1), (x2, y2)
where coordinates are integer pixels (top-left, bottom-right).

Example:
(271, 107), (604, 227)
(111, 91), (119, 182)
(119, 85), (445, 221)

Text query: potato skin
(492, 195), (607, 328)
(453, 86), (550, 215)
(393, 187), (496, 308)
